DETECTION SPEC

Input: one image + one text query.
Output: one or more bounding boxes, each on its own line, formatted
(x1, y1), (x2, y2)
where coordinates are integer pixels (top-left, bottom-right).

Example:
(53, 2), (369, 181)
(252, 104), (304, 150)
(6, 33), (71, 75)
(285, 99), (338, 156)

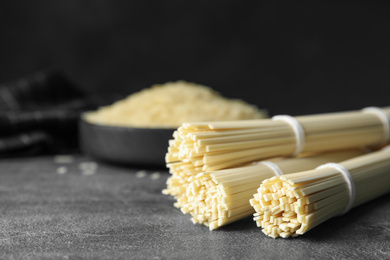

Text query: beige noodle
(172, 149), (365, 230)
(164, 107), (390, 206)
(250, 146), (390, 238)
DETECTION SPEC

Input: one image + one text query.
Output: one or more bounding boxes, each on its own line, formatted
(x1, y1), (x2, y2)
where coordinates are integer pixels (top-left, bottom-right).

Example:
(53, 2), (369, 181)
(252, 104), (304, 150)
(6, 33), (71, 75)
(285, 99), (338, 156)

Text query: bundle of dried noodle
(180, 149), (365, 230)
(250, 146), (390, 238)
(164, 107), (390, 212)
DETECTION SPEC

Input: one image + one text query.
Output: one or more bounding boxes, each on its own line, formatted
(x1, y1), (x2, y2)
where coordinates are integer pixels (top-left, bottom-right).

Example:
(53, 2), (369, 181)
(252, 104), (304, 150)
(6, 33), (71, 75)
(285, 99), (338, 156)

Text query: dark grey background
(0, 0), (389, 115)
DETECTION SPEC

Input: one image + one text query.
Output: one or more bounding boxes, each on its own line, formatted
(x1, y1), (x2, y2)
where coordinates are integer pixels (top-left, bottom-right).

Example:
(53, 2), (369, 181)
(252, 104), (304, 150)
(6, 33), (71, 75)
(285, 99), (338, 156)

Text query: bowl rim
(80, 112), (177, 131)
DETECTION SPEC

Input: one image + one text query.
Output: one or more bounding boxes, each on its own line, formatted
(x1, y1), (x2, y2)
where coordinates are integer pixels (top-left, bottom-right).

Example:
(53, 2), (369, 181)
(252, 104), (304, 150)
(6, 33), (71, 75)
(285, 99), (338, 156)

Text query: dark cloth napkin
(0, 71), (98, 157)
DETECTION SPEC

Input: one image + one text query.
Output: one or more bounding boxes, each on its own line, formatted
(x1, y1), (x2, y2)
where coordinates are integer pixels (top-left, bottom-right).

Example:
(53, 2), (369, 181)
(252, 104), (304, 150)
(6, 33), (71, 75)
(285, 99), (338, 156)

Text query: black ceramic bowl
(79, 117), (175, 167)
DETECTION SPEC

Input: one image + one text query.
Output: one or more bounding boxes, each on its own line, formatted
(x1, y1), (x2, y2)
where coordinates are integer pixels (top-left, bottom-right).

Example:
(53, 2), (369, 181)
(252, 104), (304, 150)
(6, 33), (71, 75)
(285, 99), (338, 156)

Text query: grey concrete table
(0, 155), (389, 259)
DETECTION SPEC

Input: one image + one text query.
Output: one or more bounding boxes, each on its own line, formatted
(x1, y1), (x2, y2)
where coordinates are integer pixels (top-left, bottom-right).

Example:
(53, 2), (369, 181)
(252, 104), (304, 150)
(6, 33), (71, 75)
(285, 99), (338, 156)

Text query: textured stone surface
(0, 155), (389, 259)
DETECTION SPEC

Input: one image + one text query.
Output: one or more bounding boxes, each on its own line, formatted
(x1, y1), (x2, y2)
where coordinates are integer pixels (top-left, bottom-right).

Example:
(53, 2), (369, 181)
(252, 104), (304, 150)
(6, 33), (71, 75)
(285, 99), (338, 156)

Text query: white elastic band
(258, 161), (284, 176)
(316, 163), (356, 215)
(362, 106), (390, 145)
(272, 115), (305, 156)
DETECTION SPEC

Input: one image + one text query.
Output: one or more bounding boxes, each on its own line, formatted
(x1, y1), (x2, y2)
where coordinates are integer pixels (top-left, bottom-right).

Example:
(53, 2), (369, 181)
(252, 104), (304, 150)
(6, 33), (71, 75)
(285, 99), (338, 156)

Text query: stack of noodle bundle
(164, 107), (390, 208)
(182, 149), (365, 230)
(250, 146), (390, 238)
